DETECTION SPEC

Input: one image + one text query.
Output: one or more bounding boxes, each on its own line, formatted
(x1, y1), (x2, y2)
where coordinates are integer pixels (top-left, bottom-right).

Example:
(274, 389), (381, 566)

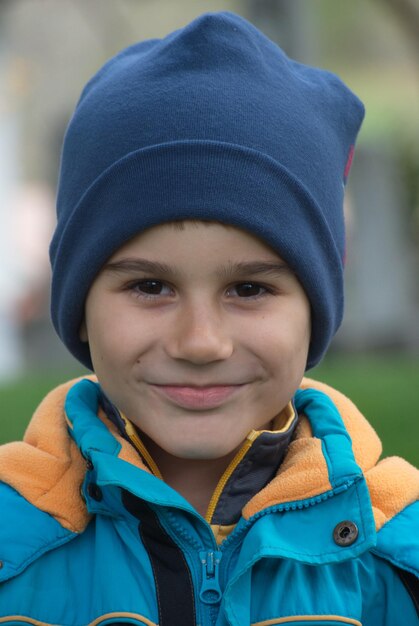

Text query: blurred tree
(377, 0), (419, 55)
(374, 0), (419, 239)
(243, 0), (317, 60)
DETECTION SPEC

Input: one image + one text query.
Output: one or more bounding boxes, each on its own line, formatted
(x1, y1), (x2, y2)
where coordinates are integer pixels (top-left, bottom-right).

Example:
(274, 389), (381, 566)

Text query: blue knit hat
(50, 11), (364, 370)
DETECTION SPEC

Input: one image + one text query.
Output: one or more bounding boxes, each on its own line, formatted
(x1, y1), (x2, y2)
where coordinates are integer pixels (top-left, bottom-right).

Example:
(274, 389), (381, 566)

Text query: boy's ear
(79, 318), (88, 343)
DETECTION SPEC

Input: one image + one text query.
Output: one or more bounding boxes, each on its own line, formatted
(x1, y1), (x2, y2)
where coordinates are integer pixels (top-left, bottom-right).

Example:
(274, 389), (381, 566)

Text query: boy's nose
(164, 302), (234, 364)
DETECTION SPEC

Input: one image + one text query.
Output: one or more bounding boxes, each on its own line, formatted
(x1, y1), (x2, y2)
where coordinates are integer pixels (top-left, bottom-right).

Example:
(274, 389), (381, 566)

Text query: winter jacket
(0, 376), (418, 626)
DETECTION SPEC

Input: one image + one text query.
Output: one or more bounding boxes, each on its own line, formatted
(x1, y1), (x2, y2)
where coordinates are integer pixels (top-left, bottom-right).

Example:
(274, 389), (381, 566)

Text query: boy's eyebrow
(104, 258), (174, 276)
(217, 260), (293, 279)
(103, 258), (293, 279)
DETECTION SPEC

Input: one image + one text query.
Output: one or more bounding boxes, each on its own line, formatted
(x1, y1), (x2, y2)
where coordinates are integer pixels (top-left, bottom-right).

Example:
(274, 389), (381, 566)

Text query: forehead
(109, 219), (285, 264)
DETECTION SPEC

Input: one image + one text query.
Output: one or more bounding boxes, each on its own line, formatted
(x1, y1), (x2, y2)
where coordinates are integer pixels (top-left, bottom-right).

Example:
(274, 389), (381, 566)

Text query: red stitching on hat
(344, 144), (355, 180)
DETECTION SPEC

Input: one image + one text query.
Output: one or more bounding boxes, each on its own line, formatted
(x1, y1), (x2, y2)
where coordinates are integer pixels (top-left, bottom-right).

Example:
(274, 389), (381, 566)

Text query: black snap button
(87, 483), (103, 502)
(333, 520), (359, 547)
(86, 459), (94, 471)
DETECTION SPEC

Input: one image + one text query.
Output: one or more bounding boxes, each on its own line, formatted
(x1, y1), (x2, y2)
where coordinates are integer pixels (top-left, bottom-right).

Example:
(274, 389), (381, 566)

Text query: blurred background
(0, 0), (418, 463)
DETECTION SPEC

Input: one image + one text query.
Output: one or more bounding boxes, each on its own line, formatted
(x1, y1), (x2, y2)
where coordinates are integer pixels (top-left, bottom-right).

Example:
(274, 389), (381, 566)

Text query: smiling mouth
(150, 384), (246, 410)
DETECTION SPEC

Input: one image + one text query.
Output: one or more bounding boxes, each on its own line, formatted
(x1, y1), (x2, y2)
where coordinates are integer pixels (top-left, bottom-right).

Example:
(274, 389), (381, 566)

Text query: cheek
(256, 306), (311, 378)
(88, 299), (145, 351)
(283, 298), (311, 350)
(253, 305), (310, 352)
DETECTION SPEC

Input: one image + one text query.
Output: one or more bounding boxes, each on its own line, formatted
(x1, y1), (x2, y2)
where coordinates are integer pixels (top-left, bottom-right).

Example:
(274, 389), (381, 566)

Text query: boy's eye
(131, 280), (170, 296)
(229, 283), (269, 298)
(127, 280), (271, 300)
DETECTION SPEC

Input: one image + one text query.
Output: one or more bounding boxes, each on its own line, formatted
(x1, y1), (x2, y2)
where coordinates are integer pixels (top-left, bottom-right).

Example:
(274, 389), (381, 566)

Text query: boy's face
(81, 222), (311, 461)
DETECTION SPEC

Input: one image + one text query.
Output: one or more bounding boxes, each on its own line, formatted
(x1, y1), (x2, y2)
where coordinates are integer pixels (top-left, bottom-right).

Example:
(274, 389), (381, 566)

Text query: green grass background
(0, 354), (418, 466)
(313, 354), (419, 466)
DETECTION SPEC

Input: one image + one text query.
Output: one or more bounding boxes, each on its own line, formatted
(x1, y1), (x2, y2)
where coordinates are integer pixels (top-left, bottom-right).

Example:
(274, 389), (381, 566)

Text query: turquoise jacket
(0, 377), (418, 625)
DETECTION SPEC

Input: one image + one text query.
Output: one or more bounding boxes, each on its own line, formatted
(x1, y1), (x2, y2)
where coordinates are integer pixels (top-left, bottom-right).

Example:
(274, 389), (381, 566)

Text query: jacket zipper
(158, 478), (359, 625)
(199, 550), (223, 605)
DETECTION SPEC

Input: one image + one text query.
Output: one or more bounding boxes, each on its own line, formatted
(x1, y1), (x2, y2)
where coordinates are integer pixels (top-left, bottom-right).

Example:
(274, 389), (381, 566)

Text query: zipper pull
(199, 550), (222, 604)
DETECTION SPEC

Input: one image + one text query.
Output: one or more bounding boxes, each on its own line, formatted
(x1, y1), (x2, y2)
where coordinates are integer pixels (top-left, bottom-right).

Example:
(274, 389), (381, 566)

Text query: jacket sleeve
(361, 502), (419, 625)
(359, 555), (419, 625)
(397, 567), (419, 617)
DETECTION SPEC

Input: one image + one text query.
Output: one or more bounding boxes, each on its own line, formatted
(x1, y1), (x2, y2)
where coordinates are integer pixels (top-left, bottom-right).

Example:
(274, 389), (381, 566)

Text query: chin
(168, 442), (238, 461)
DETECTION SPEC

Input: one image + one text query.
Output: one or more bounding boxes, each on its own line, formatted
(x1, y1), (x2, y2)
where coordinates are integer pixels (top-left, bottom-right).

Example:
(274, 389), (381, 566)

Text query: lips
(150, 384), (245, 410)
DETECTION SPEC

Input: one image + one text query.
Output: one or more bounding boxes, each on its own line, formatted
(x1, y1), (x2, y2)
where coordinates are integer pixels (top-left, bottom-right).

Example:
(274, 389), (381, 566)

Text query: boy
(0, 11), (418, 625)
